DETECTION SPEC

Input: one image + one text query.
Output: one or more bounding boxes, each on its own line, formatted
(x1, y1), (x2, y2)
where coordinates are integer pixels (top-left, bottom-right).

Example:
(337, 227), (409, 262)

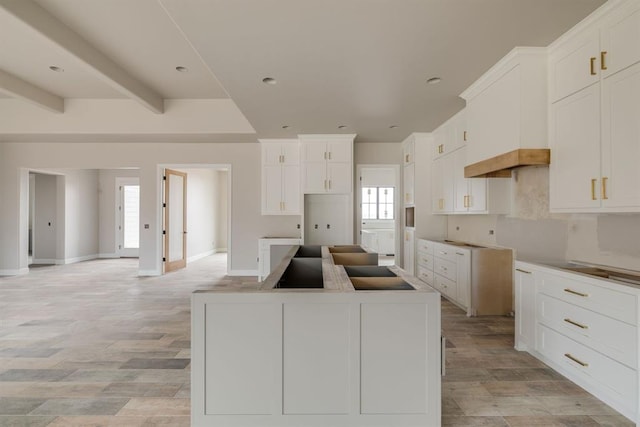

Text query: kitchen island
(191, 245), (442, 427)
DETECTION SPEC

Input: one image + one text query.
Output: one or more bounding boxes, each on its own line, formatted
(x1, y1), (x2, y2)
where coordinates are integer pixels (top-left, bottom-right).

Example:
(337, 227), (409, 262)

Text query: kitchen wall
(447, 165), (640, 271)
(63, 169), (100, 263)
(216, 170), (229, 251)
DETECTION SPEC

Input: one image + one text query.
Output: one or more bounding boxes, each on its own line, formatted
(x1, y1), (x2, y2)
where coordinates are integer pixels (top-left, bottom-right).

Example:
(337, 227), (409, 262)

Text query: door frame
(115, 177), (140, 258)
(164, 169), (188, 273)
(355, 164), (401, 261)
(157, 164), (232, 275)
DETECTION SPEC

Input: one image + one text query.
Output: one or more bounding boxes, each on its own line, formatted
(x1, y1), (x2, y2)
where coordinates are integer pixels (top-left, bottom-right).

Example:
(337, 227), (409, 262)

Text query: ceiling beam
(0, 68), (64, 113)
(0, 0), (164, 114)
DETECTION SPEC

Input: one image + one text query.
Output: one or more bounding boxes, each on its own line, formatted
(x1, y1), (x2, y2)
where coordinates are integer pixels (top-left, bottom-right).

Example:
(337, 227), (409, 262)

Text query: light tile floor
(0, 254), (634, 426)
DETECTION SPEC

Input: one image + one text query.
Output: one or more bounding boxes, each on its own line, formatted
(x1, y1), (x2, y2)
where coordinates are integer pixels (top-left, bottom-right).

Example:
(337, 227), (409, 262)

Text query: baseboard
(228, 269), (258, 276)
(138, 269), (161, 277)
(0, 268), (29, 276)
(216, 247), (228, 253)
(98, 253), (120, 259)
(187, 249), (216, 264)
(63, 254), (99, 264)
(32, 258), (58, 265)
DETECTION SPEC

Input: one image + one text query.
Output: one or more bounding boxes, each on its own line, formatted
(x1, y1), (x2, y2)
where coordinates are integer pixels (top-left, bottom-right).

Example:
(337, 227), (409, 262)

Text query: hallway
(0, 256), (632, 426)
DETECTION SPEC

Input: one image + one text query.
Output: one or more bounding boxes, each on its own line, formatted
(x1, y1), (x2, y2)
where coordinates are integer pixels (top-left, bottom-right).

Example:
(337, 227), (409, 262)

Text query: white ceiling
(0, 0), (606, 142)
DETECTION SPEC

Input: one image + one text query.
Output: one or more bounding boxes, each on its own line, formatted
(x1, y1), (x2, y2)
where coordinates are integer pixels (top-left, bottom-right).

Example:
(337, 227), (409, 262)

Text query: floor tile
(29, 398), (129, 416)
(116, 398), (189, 416)
(119, 358), (189, 370)
(0, 416), (56, 427)
(0, 399), (46, 416)
(0, 370), (75, 382)
(504, 415), (600, 426)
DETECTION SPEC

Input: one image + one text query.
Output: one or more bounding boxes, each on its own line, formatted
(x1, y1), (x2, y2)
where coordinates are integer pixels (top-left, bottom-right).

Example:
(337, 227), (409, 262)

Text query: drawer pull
(456, 252), (464, 256)
(564, 353), (589, 367)
(564, 318), (588, 330)
(564, 288), (588, 298)
(515, 268), (531, 274)
(439, 251), (447, 255)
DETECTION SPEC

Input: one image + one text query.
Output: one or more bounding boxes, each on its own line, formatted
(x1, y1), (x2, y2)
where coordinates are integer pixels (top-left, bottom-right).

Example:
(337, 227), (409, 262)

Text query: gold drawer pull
(564, 288), (588, 298)
(602, 177), (608, 200)
(564, 353), (589, 367)
(516, 268), (531, 274)
(601, 51), (607, 70)
(591, 178), (597, 200)
(564, 318), (588, 329)
(590, 57), (597, 75)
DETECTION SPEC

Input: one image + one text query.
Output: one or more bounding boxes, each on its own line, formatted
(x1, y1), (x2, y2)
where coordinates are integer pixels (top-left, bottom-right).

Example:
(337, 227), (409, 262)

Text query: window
(123, 185), (140, 249)
(362, 187), (394, 219)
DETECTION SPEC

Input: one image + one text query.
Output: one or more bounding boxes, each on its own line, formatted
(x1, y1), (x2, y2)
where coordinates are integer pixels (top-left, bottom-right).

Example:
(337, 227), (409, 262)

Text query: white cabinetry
(549, 0), (640, 212)
(403, 228), (415, 275)
(514, 261), (639, 423)
(261, 140), (301, 215)
(300, 135), (354, 194)
(461, 48), (548, 167)
(403, 162), (415, 206)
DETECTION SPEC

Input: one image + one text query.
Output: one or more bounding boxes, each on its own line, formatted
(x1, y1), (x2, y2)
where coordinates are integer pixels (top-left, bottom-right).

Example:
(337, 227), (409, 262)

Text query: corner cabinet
(300, 135), (354, 194)
(549, 0), (640, 212)
(514, 261), (639, 424)
(260, 139), (301, 215)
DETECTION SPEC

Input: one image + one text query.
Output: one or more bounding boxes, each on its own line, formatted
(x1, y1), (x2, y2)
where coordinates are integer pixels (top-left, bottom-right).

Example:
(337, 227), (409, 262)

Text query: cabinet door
(403, 163), (415, 205)
(432, 127), (446, 159)
(262, 164), (283, 214)
(454, 250), (470, 310)
(467, 178), (487, 213)
(281, 143), (300, 165)
(515, 267), (536, 351)
(262, 143), (283, 165)
(327, 141), (351, 163)
(403, 228), (414, 275)
(601, 62), (640, 210)
(302, 142), (328, 163)
(282, 164), (301, 214)
(549, 84), (601, 211)
(303, 162), (328, 194)
(549, 30), (600, 103)
(403, 138), (415, 164)
(601, 5), (640, 78)
(441, 155), (455, 213)
(327, 162), (351, 194)
(452, 148), (468, 213)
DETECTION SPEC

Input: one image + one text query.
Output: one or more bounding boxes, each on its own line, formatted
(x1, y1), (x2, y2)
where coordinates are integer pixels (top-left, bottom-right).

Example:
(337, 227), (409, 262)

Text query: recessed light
(176, 66), (189, 73)
(338, 125), (347, 129)
(262, 77), (277, 85)
(282, 125), (290, 129)
(389, 125), (399, 129)
(49, 66), (64, 72)
(426, 77), (442, 85)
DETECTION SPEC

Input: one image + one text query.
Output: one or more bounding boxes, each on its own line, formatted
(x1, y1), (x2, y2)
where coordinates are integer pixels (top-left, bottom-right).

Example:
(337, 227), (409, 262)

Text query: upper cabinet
(260, 139), (301, 215)
(430, 109), (510, 215)
(461, 48), (549, 176)
(403, 137), (415, 165)
(299, 135), (354, 194)
(549, 0), (640, 212)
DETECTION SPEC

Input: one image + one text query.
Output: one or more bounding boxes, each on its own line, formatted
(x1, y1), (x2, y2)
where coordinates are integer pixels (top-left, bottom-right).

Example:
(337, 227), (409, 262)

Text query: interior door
(164, 169), (187, 272)
(117, 177), (140, 257)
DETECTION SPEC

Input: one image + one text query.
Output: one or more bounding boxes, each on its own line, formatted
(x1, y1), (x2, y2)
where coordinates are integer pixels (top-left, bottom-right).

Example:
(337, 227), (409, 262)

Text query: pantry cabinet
(261, 140), (301, 215)
(403, 228), (415, 275)
(300, 135), (354, 194)
(549, 0), (640, 212)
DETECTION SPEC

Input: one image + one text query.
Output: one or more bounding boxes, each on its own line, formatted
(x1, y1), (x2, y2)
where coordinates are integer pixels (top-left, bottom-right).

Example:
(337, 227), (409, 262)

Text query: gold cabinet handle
(564, 353), (588, 367)
(591, 178), (597, 200)
(463, 131), (467, 142)
(328, 179), (331, 190)
(564, 318), (588, 329)
(324, 179), (327, 190)
(602, 177), (608, 200)
(601, 51), (607, 70)
(515, 268), (531, 274)
(590, 57), (597, 75)
(328, 151), (332, 160)
(405, 154), (409, 163)
(564, 288), (589, 298)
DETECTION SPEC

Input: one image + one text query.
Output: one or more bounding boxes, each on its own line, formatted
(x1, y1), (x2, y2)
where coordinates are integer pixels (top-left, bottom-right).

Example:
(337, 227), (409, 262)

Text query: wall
(32, 173), (58, 263)
(182, 168), (218, 262)
(216, 170), (229, 250)
(447, 166), (640, 271)
(0, 142), (299, 275)
(62, 169), (100, 262)
(98, 169), (140, 257)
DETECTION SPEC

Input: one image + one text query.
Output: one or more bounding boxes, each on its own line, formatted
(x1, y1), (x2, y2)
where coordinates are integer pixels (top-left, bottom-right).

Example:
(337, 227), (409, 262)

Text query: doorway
(356, 165), (400, 266)
(164, 169), (187, 273)
(116, 177), (140, 258)
(28, 171), (64, 267)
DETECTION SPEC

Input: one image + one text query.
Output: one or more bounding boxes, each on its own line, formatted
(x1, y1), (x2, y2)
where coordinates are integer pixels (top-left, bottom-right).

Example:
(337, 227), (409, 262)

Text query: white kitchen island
(191, 246), (442, 427)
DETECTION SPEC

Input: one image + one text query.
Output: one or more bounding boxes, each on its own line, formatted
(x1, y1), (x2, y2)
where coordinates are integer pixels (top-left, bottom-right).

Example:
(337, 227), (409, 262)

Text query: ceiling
(0, 0), (606, 142)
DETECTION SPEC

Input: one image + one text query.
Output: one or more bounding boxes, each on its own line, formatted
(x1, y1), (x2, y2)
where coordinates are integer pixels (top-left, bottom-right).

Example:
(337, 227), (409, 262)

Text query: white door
(164, 169), (187, 273)
(326, 162), (351, 194)
(262, 164), (282, 214)
(326, 140), (351, 163)
(403, 228), (414, 275)
(303, 162), (327, 194)
(282, 164), (301, 214)
(403, 163), (414, 205)
(117, 177), (140, 257)
(452, 148), (468, 213)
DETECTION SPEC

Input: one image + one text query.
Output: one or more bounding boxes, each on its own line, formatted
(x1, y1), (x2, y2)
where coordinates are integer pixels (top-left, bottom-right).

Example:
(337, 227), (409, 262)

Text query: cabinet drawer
(417, 266), (434, 286)
(433, 243), (458, 262)
(538, 294), (637, 368)
(434, 258), (456, 282)
(417, 253), (434, 270)
(537, 324), (637, 412)
(435, 275), (457, 301)
(417, 239), (434, 255)
(538, 271), (637, 325)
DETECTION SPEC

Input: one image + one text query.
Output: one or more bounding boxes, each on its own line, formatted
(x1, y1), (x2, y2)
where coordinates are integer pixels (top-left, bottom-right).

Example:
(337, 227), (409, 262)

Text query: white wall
(447, 166), (640, 271)
(216, 170), (228, 250)
(182, 168), (218, 262)
(98, 169), (140, 257)
(62, 169), (99, 262)
(0, 142), (299, 275)
(32, 173), (58, 262)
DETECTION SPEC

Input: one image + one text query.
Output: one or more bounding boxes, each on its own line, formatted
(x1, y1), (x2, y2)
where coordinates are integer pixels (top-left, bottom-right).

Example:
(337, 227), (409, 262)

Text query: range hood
(464, 149), (550, 178)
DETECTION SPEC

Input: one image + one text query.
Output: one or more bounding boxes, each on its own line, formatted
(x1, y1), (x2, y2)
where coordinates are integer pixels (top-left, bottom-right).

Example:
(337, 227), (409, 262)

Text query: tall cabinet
(260, 139), (301, 215)
(549, 0), (640, 213)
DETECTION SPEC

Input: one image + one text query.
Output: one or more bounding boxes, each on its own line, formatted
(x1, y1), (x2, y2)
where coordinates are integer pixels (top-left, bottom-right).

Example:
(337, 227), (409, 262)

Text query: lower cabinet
(515, 261), (639, 423)
(403, 228), (415, 275)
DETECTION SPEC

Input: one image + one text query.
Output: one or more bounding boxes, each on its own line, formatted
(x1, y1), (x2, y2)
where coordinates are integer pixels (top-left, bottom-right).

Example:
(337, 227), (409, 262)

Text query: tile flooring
(0, 254), (634, 426)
